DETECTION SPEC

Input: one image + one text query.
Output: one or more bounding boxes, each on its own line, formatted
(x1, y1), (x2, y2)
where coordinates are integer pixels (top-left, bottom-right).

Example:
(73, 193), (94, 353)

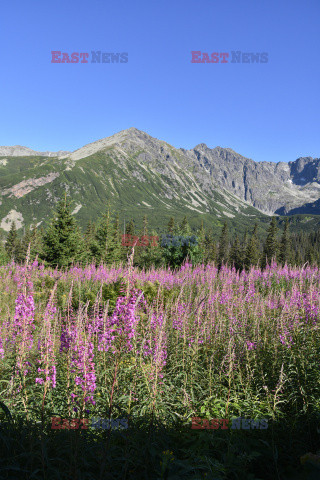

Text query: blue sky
(0, 0), (319, 163)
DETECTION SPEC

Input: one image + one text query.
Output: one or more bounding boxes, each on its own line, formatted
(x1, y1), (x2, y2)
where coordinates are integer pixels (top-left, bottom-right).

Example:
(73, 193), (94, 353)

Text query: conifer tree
(262, 216), (279, 268)
(84, 221), (97, 263)
(198, 220), (206, 263)
(111, 214), (122, 264)
(0, 231), (8, 265)
(180, 216), (191, 236)
(306, 245), (315, 265)
(295, 248), (302, 267)
(142, 215), (148, 236)
(279, 218), (292, 265)
(18, 226), (33, 263)
(167, 217), (175, 234)
(84, 221), (96, 242)
(241, 229), (248, 263)
(245, 224), (260, 269)
(230, 235), (242, 270)
(5, 222), (19, 260)
(126, 219), (135, 235)
(94, 206), (120, 264)
(203, 229), (216, 264)
(218, 221), (229, 267)
(134, 214), (149, 264)
(43, 196), (85, 268)
(138, 227), (163, 269)
(33, 226), (46, 261)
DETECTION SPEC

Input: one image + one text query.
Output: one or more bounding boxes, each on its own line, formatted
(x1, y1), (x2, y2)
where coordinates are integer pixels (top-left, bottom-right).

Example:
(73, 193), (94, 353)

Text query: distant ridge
(0, 145), (70, 157)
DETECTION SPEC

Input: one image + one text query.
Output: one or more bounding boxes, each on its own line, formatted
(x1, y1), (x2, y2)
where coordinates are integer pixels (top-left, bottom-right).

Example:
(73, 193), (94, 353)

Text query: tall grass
(0, 257), (319, 479)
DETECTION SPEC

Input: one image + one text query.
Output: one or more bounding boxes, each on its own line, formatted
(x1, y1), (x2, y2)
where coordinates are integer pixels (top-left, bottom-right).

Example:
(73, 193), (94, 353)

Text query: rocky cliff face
(0, 128), (319, 233)
(181, 144), (320, 215)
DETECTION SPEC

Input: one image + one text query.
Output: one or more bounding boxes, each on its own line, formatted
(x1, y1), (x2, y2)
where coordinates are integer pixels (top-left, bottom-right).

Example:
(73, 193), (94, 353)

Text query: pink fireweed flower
(98, 289), (146, 354)
(36, 291), (57, 388)
(13, 291), (35, 377)
(141, 312), (167, 379)
(69, 324), (97, 407)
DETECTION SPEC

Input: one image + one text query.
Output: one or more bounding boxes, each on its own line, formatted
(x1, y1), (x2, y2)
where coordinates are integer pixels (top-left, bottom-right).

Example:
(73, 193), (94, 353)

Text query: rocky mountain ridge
(0, 128), (319, 234)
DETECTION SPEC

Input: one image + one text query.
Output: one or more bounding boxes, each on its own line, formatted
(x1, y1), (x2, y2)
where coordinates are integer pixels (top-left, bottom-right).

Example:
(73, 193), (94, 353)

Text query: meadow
(0, 254), (320, 479)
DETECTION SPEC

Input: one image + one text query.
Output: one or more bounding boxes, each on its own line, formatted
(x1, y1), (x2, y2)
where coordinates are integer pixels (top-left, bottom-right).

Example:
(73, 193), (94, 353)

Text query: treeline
(1, 196), (320, 270)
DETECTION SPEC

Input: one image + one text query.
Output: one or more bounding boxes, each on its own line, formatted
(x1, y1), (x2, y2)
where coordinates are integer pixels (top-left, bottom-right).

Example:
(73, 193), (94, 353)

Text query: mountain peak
(193, 143), (209, 150)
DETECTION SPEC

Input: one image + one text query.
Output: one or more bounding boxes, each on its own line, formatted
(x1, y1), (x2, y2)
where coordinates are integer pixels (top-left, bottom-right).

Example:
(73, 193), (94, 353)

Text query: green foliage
(91, 206), (122, 265)
(161, 234), (200, 268)
(218, 221), (229, 267)
(245, 224), (261, 269)
(53, 277), (127, 313)
(230, 235), (243, 270)
(43, 196), (85, 268)
(4, 195), (320, 271)
(279, 217), (292, 265)
(262, 217), (279, 267)
(5, 221), (19, 260)
(1, 262), (320, 479)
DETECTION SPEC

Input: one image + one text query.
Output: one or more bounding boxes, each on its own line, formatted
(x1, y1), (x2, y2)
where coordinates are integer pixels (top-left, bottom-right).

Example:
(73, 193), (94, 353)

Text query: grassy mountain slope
(0, 128), (319, 238)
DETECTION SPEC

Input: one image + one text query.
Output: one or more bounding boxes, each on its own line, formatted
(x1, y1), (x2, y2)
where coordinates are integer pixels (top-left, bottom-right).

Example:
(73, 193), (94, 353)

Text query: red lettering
(61, 419), (70, 429)
(211, 53), (219, 63)
(140, 235), (149, 247)
(69, 418), (80, 429)
(202, 53), (212, 63)
(79, 53), (89, 63)
(220, 53), (229, 63)
(71, 52), (79, 63)
(51, 51), (61, 63)
(220, 419), (229, 429)
(61, 53), (71, 63)
(131, 235), (140, 246)
(122, 234), (132, 246)
(80, 418), (89, 429)
(51, 417), (62, 429)
(209, 419), (220, 429)
(150, 236), (159, 247)
(191, 51), (201, 63)
(202, 419), (210, 429)
(191, 417), (204, 429)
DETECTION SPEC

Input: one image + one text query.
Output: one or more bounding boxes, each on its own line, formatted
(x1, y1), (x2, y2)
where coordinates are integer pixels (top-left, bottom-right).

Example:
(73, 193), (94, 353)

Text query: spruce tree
(111, 215), (122, 264)
(94, 206), (120, 264)
(135, 214), (149, 264)
(142, 215), (148, 236)
(245, 224), (260, 269)
(43, 196), (85, 268)
(180, 216), (191, 236)
(167, 217), (175, 234)
(218, 222), (229, 267)
(84, 221), (97, 263)
(17, 226), (32, 263)
(230, 235), (242, 270)
(198, 220), (206, 263)
(0, 231), (8, 265)
(306, 245), (315, 265)
(84, 221), (96, 243)
(126, 219), (135, 235)
(241, 229), (248, 264)
(262, 216), (279, 268)
(279, 218), (292, 265)
(33, 226), (45, 262)
(5, 222), (19, 261)
(204, 229), (216, 264)
(295, 248), (302, 267)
